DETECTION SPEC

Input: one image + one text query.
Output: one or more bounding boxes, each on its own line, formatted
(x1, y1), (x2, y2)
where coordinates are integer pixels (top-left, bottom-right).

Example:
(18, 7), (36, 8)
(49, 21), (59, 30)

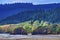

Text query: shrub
(32, 21), (49, 35)
(46, 23), (54, 34)
(39, 21), (49, 34)
(13, 27), (27, 35)
(23, 22), (33, 33)
(6, 24), (17, 34)
(56, 23), (60, 34)
(32, 20), (40, 31)
(0, 27), (4, 33)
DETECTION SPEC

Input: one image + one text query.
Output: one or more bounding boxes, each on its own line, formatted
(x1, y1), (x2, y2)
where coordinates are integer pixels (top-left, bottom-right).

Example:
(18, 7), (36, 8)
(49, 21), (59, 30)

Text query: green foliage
(39, 20), (49, 28)
(33, 20), (40, 30)
(47, 23), (54, 34)
(33, 20), (40, 27)
(56, 23), (60, 33)
(0, 27), (4, 33)
(6, 28), (12, 33)
(23, 22), (32, 33)
(1, 20), (60, 34)
(39, 20), (44, 27)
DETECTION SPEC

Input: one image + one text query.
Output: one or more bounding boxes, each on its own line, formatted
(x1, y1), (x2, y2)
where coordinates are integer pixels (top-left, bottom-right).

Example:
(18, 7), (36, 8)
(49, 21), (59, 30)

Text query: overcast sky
(0, 0), (60, 4)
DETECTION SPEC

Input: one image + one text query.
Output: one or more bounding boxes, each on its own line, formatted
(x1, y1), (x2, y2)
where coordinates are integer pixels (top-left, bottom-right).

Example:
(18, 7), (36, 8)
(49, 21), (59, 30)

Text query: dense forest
(0, 3), (60, 20)
(0, 6), (60, 25)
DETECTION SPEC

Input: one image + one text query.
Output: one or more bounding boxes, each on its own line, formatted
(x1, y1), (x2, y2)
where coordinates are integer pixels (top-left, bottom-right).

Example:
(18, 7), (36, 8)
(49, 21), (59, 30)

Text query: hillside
(0, 3), (60, 20)
(0, 6), (60, 25)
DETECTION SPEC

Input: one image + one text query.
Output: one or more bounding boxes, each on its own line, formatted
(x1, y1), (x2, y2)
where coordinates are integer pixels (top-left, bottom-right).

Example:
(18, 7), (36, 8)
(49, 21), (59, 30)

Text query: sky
(0, 0), (60, 5)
